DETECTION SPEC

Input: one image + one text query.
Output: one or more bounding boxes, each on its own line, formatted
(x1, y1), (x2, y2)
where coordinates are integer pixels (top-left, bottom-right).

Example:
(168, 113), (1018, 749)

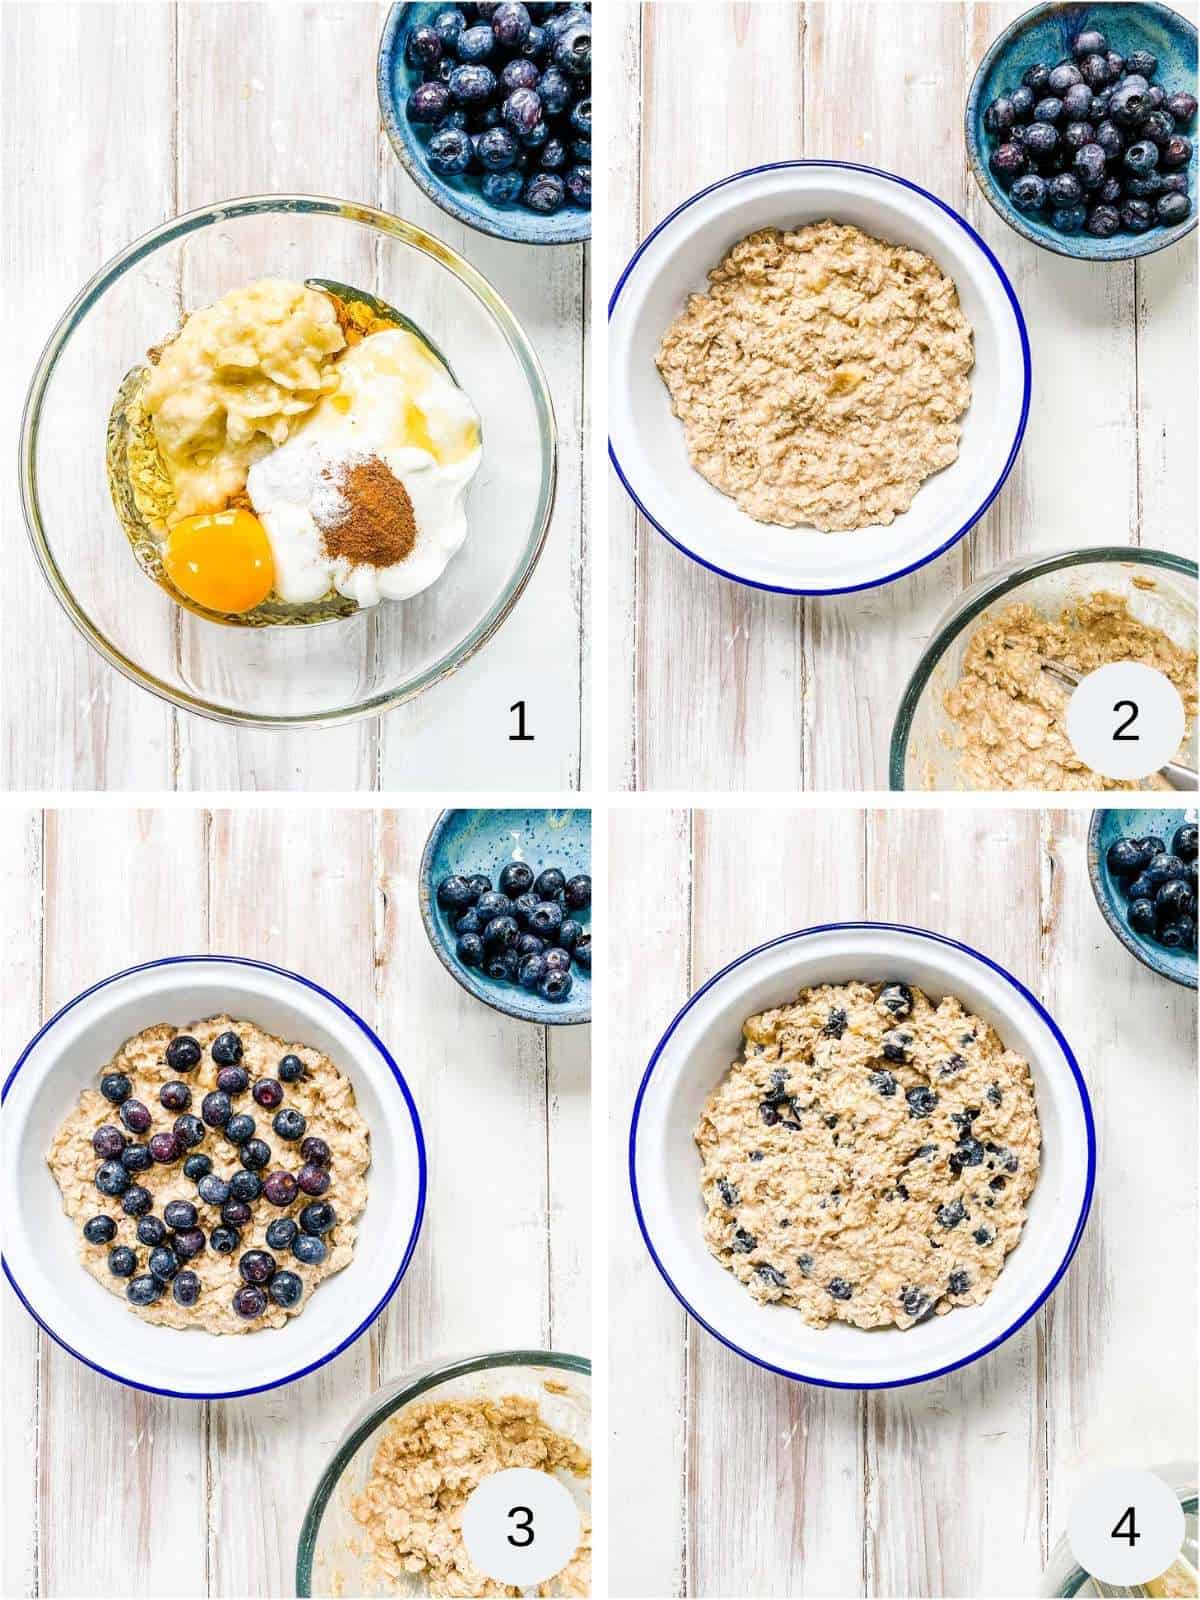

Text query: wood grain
(3, 806), (590, 1598)
(609, 805), (1197, 1596)
(2, 1), (588, 793)
(611, 1), (1198, 792)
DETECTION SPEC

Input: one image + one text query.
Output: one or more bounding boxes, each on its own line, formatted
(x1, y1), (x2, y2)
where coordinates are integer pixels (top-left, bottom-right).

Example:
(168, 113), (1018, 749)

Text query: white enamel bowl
(630, 922), (1093, 1389)
(2, 956), (425, 1399)
(609, 161), (1030, 595)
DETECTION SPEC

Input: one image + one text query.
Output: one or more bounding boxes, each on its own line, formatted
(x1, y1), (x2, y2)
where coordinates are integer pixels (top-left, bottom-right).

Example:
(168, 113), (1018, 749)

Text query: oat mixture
(351, 1394), (591, 1598)
(695, 981), (1040, 1331)
(941, 591), (1198, 791)
(47, 1016), (369, 1333)
(655, 221), (974, 532)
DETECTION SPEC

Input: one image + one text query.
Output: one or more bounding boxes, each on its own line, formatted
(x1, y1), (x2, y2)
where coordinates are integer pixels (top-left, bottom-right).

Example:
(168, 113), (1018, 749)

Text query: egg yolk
(164, 509), (275, 614)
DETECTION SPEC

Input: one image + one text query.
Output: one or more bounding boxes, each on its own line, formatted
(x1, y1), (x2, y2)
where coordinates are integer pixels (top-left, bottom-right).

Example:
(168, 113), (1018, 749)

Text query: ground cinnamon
(319, 454), (417, 567)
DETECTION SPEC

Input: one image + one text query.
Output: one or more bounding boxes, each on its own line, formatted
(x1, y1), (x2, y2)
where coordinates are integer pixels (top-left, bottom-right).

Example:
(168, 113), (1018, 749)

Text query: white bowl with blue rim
(609, 160), (1030, 596)
(630, 922), (1093, 1389)
(1, 956), (425, 1399)
(1087, 807), (1198, 989)
(420, 808), (591, 1025)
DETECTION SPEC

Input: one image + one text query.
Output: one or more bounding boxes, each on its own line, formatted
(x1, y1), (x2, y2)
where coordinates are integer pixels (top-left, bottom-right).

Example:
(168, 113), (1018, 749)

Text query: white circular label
(460, 1467), (581, 1588)
(1068, 1468), (1185, 1586)
(1064, 662), (1185, 781)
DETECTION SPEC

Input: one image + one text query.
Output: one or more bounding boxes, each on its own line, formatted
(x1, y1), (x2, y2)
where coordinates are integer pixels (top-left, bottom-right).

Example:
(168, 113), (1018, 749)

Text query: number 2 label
(1112, 700), (1140, 742)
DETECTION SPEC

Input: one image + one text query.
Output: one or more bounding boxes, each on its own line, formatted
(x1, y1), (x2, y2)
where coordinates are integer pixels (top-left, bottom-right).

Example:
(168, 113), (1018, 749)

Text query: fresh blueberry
(229, 1169), (262, 1203)
(1079, 53), (1114, 90)
(93, 1124), (126, 1159)
(278, 1055), (306, 1084)
(457, 932), (486, 968)
(1062, 119), (1096, 153)
(498, 862), (535, 898)
(159, 1081), (191, 1113)
(1162, 134), (1193, 170)
(297, 1162), (331, 1197)
(232, 1285), (267, 1320)
(519, 953), (549, 989)
(1124, 138), (1160, 176)
(240, 1138), (272, 1172)
(252, 1078), (283, 1110)
(1145, 853), (1186, 886)
(1074, 143), (1108, 188)
(432, 8), (467, 51)
(990, 143), (1026, 182)
(1095, 118), (1124, 158)
(502, 56), (541, 92)
(1140, 109), (1177, 148)
(163, 1199), (198, 1231)
(1157, 878), (1194, 920)
(148, 1246), (180, 1282)
(266, 1217), (299, 1250)
(527, 900), (564, 937)
(543, 946), (571, 973)
(173, 1228), (206, 1261)
(1022, 61), (1050, 92)
(96, 1160), (131, 1197)
(121, 1142), (152, 1173)
(197, 1173), (231, 1207)
(1010, 85), (1035, 120)
(273, 1108), (307, 1143)
(1128, 898), (1157, 935)
(84, 1215), (117, 1245)
(100, 1071), (132, 1104)
(269, 1270), (304, 1309)
(406, 24), (443, 70)
(209, 1225), (241, 1255)
(172, 1270), (201, 1307)
(292, 1232), (327, 1266)
(1126, 49), (1158, 79)
(540, 968), (573, 1002)
(1051, 202), (1088, 232)
(552, 16), (589, 76)
(222, 1199), (252, 1227)
(1157, 191), (1191, 224)
(1033, 96), (1064, 125)
(165, 1036), (203, 1072)
(148, 1131), (182, 1164)
(202, 1090), (232, 1128)
(572, 933), (591, 971)
(449, 63), (497, 104)
(263, 1171), (298, 1207)
(1166, 92), (1198, 126)
(1111, 79), (1151, 126)
(238, 1250), (276, 1286)
(476, 125), (520, 170)
(173, 1113), (205, 1149)
(225, 1113), (255, 1145)
(1048, 171), (1084, 206)
(184, 1153), (213, 1181)
(217, 1064), (250, 1095)
(126, 1274), (162, 1306)
(211, 1031), (244, 1066)
(120, 1098), (151, 1134)
(1107, 836), (1147, 875)
(482, 170), (525, 203)
(301, 1135), (331, 1167)
(121, 1185), (152, 1218)
(1085, 202), (1122, 236)
(108, 1245), (137, 1277)
(1062, 82), (1093, 122)
(1172, 825), (1198, 862)
(456, 22), (496, 62)
(428, 126), (473, 175)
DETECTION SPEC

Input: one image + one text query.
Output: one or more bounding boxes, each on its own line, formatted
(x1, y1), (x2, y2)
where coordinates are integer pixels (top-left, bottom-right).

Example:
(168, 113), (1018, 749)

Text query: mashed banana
(142, 278), (345, 523)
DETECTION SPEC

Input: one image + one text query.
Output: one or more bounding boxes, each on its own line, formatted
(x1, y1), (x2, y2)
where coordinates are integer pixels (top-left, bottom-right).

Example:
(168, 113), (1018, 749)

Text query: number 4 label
(1068, 1469), (1183, 1587)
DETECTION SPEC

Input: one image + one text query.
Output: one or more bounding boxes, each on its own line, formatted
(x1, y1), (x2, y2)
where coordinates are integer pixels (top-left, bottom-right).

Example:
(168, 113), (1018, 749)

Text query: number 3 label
(461, 1466), (581, 1587)
(1064, 663), (1185, 781)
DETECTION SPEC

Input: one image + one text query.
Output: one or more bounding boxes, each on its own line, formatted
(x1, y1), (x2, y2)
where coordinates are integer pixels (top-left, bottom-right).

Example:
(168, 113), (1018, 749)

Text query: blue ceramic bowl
(378, 4), (591, 246)
(1087, 807), (1198, 988)
(966, 2), (1198, 261)
(420, 809), (591, 1024)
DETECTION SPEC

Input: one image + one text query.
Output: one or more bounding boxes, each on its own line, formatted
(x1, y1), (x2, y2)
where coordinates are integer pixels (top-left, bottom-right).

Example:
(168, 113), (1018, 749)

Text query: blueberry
(1073, 29), (1107, 59)
(1048, 171), (1084, 206)
(496, 863), (534, 900)
(148, 1246), (180, 1282)
(936, 1198), (967, 1228)
(573, 935), (591, 972)
(1140, 109), (1177, 148)
(1162, 134), (1192, 170)
(519, 953), (548, 989)
(552, 16), (589, 77)
(299, 1201), (336, 1235)
(100, 1071), (132, 1104)
(823, 1007), (848, 1039)
(493, 2), (532, 48)
(223, 1198), (255, 1225)
(173, 1113), (205, 1149)
(292, 1233), (327, 1266)
(172, 1270), (201, 1307)
(1126, 49), (1158, 79)
(197, 1173), (231, 1206)
(539, 969), (573, 1002)
(1171, 825), (1198, 862)
(543, 947), (571, 973)
(536, 63), (573, 116)
(1166, 92), (1198, 126)
(266, 1218), (299, 1252)
(184, 1153), (213, 1181)
(252, 1078), (283, 1110)
(121, 1185), (152, 1217)
(1140, 835), (1167, 858)
(457, 932), (486, 968)
(1160, 921), (1189, 949)
(502, 56), (541, 92)
(229, 1169), (262, 1203)
(1128, 898), (1157, 935)
(210, 1225), (241, 1255)
(432, 8), (467, 51)
(1111, 79), (1151, 126)
(990, 142), (1026, 182)
(526, 900), (563, 937)
(217, 1064), (250, 1095)
(1051, 202), (1088, 233)
(1124, 138), (1160, 177)
(1085, 203), (1121, 237)
(174, 1228), (206, 1261)
(483, 915), (521, 955)
(240, 1138), (271, 1171)
(1033, 96), (1064, 125)
(92, 1124), (126, 1159)
(95, 1159), (131, 1196)
(985, 95), (1015, 136)
(1157, 878), (1194, 919)
(232, 1285), (267, 1320)
(449, 63), (497, 104)
(948, 1269), (971, 1296)
(520, 22), (549, 63)
(476, 891), (514, 921)
(482, 169), (525, 203)
(565, 164), (591, 206)
(1145, 853), (1186, 886)
(1023, 62), (1050, 92)
(211, 1031), (243, 1066)
(476, 125), (519, 170)
(273, 1109), (306, 1144)
(165, 1036), (203, 1072)
(148, 1131), (182, 1164)
(126, 1273), (162, 1306)
(428, 126), (473, 175)
(300, 1136), (331, 1167)
(121, 1142), (152, 1173)
(225, 1113), (255, 1145)
(456, 22), (496, 62)
(900, 1286), (932, 1320)
(870, 1069), (897, 1096)
(1108, 836), (1147, 876)
(108, 1245), (137, 1277)
(1062, 83), (1093, 121)
(201, 1090), (232, 1128)
(83, 1215), (117, 1245)
(406, 24), (443, 69)
(826, 1278), (853, 1301)
(883, 1029), (914, 1064)
(456, 908), (485, 937)
(949, 1137), (986, 1172)
(159, 1081), (191, 1113)
(1079, 53), (1114, 91)
(906, 1086), (938, 1119)
(1074, 143), (1107, 188)
(263, 1171), (298, 1208)
(1100, 175), (1124, 203)
(1062, 119), (1096, 153)
(1127, 170), (1167, 197)
(120, 1098), (151, 1134)
(297, 1162), (331, 1197)
(756, 1263), (788, 1290)
(1048, 61), (1082, 94)
(239, 1249), (276, 1286)
(1158, 191), (1192, 225)
(515, 932), (545, 958)
(269, 1270), (304, 1309)
(278, 1054), (306, 1084)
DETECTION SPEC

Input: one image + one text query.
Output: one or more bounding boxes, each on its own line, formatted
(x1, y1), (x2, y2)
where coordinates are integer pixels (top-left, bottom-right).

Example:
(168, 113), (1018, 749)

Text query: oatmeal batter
(942, 591), (1198, 791)
(47, 1016), (369, 1333)
(696, 981), (1040, 1331)
(351, 1395), (591, 1598)
(655, 221), (974, 532)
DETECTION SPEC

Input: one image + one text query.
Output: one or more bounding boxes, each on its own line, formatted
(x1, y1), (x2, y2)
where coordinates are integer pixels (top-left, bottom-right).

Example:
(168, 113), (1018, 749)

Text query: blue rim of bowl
(2, 954), (427, 1400)
(378, 4), (591, 246)
(418, 809), (590, 1025)
(18, 193), (558, 729)
(964, 0), (1199, 262)
(607, 159), (1032, 597)
(629, 921), (1096, 1390)
(295, 1347), (591, 1594)
(1086, 810), (1198, 989)
(888, 545), (1199, 788)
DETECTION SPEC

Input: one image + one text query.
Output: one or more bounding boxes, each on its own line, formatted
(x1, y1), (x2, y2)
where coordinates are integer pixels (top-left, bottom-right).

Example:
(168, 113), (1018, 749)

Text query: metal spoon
(1040, 658), (1198, 791)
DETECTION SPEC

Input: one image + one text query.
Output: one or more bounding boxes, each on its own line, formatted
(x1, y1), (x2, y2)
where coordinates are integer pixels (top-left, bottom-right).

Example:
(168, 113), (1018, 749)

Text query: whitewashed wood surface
(609, 806), (1198, 1596)
(0, 1), (588, 793)
(609, 1), (1199, 792)
(1, 806), (590, 1598)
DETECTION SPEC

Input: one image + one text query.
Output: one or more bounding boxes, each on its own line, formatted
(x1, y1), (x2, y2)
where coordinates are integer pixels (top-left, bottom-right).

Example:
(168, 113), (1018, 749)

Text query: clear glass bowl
(890, 548), (1198, 791)
(1042, 1471), (1197, 1597)
(19, 195), (557, 727)
(296, 1348), (590, 1597)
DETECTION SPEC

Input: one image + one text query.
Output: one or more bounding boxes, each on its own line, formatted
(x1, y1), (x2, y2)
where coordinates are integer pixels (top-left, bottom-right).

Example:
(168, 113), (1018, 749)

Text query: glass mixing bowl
(19, 195), (556, 727)
(296, 1349), (590, 1597)
(890, 548), (1198, 791)
(1042, 1472), (1197, 1597)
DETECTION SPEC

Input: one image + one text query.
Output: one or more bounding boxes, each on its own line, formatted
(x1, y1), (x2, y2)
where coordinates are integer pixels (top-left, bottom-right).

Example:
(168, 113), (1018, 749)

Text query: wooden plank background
(609, 805), (1198, 1596)
(1, 2), (588, 793)
(1, 806), (590, 1597)
(608, 1), (1199, 791)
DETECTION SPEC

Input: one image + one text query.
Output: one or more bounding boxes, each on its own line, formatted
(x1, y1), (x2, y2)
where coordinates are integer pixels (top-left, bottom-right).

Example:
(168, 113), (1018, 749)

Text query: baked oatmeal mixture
(47, 1016), (369, 1333)
(695, 981), (1040, 1331)
(351, 1395), (591, 1597)
(941, 591), (1198, 791)
(655, 221), (974, 532)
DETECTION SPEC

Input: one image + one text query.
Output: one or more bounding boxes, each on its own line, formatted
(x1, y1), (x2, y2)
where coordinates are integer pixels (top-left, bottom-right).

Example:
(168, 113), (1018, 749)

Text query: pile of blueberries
(404, 3), (591, 216)
(983, 27), (1195, 237)
(1105, 821), (1198, 952)
(82, 1030), (338, 1320)
(437, 861), (591, 1001)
